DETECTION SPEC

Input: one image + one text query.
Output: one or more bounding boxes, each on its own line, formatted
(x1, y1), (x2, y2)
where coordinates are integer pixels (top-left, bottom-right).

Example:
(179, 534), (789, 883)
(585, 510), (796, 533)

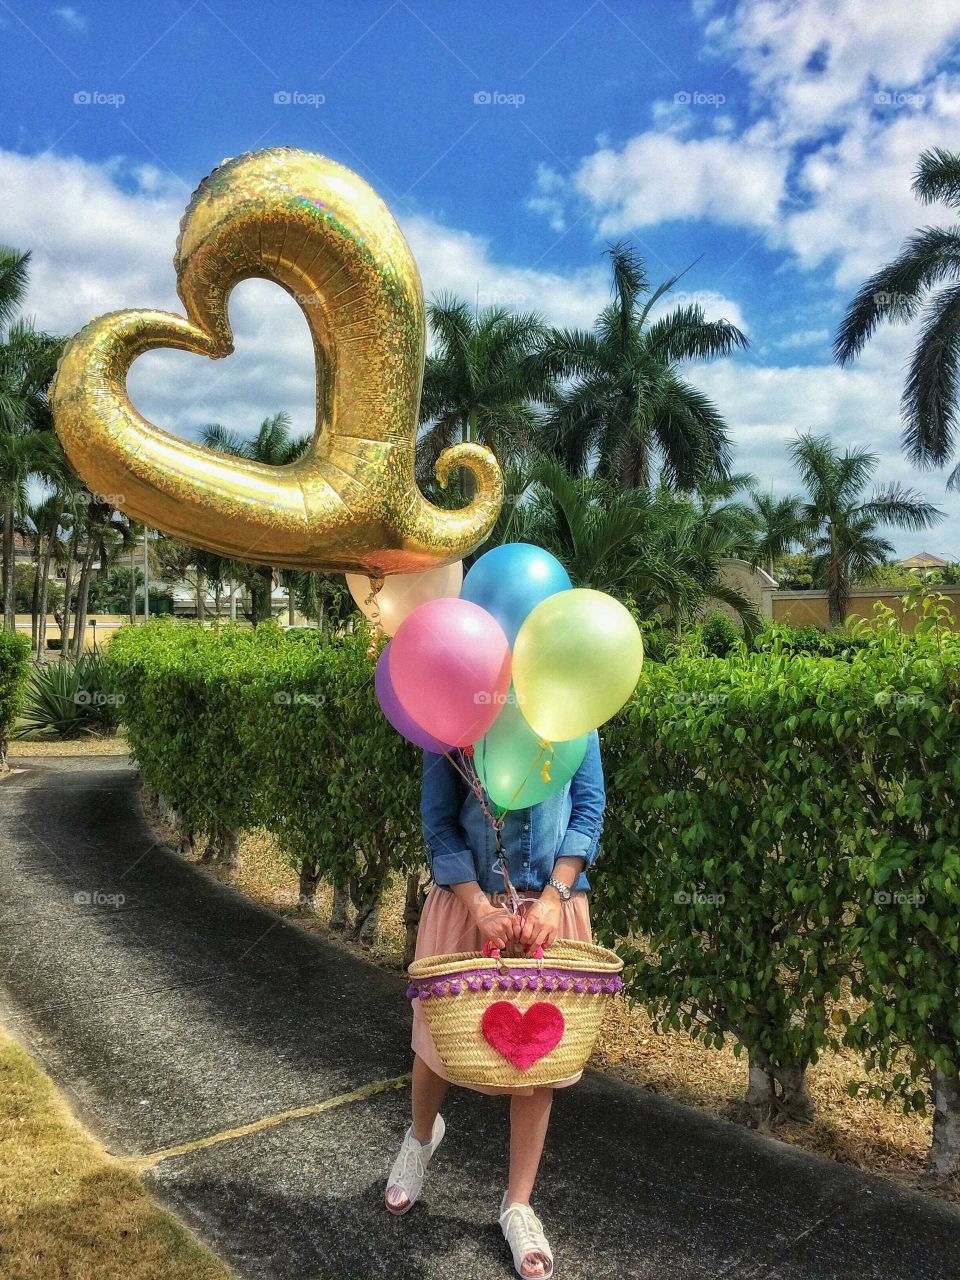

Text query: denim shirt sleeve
(421, 751), (478, 886)
(555, 730), (605, 869)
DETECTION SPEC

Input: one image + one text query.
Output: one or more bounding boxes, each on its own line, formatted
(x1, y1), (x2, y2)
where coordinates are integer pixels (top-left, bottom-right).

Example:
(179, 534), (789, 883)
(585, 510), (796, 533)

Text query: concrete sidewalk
(1, 756), (958, 1279)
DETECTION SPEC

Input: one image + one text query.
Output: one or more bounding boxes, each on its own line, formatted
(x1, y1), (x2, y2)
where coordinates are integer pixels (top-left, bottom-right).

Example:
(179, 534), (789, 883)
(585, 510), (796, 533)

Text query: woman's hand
(472, 899), (518, 951)
(519, 892), (562, 953)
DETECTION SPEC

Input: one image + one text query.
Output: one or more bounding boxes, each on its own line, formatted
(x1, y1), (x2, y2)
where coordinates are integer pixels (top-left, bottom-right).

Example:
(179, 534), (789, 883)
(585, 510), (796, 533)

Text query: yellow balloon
(50, 148), (502, 576)
(513, 588), (643, 740)
(346, 561), (463, 636)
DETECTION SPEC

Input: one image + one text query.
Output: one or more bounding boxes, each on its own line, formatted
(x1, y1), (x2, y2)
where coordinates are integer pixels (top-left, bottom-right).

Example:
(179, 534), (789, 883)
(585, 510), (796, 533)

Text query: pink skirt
(411, 886), (594, 1096)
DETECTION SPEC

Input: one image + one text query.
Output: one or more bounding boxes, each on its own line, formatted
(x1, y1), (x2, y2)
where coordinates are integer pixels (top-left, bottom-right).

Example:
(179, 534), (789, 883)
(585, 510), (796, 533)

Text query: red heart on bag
(481, 1001), (565, 1070)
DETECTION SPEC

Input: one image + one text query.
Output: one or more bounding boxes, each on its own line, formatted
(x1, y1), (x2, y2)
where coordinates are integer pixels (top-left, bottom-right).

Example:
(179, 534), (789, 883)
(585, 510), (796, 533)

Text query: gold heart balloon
(50, 148), (503, 574)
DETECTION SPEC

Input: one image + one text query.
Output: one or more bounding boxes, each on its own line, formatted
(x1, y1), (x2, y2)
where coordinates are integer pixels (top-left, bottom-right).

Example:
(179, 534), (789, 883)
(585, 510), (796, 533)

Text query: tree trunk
(0, 722), (10, 774)
(288, 584), (296, 627)
(744, 1048), (776, 1129)
(354, 900), (381, 947)
(196, 570), (206, 621)
(200, 821), (239, 872)
(71, 542), (97, 657)
(129, 546), (137, 624)
(330, 883), (350, 930)
(402, 872), (429, 968)
(1, 501), (15, 633)
(252, 567), (273, 626)
(298, 859), (322, 909)
(743, 1049), (813, 1128)
(60, 545), (75, 658)
(30, 549), (41, 653)
(771, 1062), (814, 1124)
(928, 1066), (960, 1180)
(37, 506), (60, 658)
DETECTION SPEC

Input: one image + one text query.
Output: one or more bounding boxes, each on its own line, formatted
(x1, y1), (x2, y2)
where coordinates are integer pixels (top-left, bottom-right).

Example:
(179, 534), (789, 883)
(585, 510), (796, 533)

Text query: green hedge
(106, 600), (960, 1162)
(0, 631), (31, 767)
(596, 595), (960, 1131)
(107, 622), (421, 927)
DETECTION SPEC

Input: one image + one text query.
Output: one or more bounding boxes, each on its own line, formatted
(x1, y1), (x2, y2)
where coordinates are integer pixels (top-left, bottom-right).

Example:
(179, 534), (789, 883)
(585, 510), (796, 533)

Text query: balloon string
(364, 575), (385, 658)
(445, 746), (521, 916)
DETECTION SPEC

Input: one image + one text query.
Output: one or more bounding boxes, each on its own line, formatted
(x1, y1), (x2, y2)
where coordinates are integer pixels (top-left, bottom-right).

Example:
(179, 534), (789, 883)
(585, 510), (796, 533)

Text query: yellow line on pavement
(133, 1072), (412, 1170)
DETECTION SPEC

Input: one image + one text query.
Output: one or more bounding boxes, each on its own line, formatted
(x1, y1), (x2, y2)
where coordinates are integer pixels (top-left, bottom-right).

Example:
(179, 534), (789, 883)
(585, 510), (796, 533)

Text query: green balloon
(474, 688), (588, 811)
(513, 588), (644, 740)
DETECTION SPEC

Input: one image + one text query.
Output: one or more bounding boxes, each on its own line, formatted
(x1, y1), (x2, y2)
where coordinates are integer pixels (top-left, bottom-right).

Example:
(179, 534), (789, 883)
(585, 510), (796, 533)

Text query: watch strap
(548, 877), (571, 900)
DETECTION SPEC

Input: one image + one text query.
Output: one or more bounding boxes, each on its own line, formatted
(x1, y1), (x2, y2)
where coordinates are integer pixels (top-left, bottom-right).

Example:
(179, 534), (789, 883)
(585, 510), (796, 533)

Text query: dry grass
(8, 735), (129, 757)
(188, 825), (959, 1207)
(0, 1026), (230, 1280)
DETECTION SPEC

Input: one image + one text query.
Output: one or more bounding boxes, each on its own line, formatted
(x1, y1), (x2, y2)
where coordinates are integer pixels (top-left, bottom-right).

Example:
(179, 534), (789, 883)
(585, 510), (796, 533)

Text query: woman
(384, 733), (605, 1280)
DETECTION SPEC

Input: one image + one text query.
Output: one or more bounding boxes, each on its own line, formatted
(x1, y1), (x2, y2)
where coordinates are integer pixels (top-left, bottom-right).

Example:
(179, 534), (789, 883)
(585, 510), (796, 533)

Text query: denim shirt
(421, 731), (605, 894)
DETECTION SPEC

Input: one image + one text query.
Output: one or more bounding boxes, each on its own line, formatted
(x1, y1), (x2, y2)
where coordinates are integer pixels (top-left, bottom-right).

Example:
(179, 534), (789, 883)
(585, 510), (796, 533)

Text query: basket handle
(482, 940), (545, 960)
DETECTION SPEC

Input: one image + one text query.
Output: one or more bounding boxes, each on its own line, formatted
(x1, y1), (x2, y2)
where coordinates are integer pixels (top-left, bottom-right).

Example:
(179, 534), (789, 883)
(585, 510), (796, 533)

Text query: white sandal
(384, 1114), (445, 1215)
(499, 1193), (555, 1279)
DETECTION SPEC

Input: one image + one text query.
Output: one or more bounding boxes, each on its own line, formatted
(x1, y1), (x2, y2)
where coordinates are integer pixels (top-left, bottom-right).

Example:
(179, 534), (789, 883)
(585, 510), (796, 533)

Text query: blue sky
(3, 0), (960, 557)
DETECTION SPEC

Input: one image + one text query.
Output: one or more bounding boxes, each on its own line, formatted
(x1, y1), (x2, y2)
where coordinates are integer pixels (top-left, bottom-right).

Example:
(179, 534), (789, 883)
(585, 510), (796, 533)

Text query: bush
(17, 653), (123, 738)
(106, 621), (422, 938)
(0, 631), (31, 768)
(753, 622), (873, 659)
(597, 596), (960, 1156)
(699, 611), (741, 657)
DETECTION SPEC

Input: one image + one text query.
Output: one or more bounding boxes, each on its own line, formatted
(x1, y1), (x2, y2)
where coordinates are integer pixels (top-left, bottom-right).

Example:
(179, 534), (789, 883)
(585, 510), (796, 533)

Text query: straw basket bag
(407, 938), (624, 1088)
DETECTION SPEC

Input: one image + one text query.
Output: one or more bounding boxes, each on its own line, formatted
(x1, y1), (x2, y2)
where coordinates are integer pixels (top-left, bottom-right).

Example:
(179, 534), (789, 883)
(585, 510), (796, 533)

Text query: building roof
(898, 551), (949, 568)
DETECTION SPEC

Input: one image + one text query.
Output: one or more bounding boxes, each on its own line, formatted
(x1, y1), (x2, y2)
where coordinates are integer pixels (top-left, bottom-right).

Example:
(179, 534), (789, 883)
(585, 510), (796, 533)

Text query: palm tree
(835, 148), (960, 488)
(69, 500), (134, 655)
(789, 433), (943, 627)
(417, 297), (552, 487)
(200, 412), (310, 624)
(538, 244), (747, 491)
(512, 458), (760, 630)
(746, 490), (808, 577)
(0, 322), (64, 632)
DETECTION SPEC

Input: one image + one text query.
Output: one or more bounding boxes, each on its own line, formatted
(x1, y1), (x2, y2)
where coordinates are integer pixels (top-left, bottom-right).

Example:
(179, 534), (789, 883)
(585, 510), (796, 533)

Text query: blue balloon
(461, 543), (571, 646)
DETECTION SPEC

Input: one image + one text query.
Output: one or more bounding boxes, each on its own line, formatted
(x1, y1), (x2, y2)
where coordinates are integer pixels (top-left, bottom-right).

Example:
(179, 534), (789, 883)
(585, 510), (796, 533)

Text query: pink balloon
(375, 643), (452, 754)
(390, 599), (511, 748)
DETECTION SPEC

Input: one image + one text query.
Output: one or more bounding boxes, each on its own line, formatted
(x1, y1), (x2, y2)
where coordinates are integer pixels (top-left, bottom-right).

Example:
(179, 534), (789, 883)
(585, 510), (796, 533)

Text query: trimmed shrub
(596, 599), (960, 1160)
(0, 631), (31, 768)
(106, 621), (421, 938)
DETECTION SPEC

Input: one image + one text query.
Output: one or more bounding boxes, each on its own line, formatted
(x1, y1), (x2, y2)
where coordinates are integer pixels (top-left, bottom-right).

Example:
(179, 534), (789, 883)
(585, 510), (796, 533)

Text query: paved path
(1, 756), (959, 1279)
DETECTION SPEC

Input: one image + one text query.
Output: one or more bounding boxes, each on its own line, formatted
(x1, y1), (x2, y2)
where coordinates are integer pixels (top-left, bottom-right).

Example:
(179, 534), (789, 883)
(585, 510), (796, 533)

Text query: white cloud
(0, 148), (608, 443)
(778, 78), (960, 286)
(691, 325), (960, 558)
(770, 328), (829, 350)
(572, 125), (788, 234)
(706, 0), (960, 142)
(52, 6), (87, 32)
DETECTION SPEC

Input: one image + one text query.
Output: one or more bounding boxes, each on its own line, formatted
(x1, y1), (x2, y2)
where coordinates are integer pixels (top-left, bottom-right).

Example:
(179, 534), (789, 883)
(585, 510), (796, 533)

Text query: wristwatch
(547, 877), (571, 901)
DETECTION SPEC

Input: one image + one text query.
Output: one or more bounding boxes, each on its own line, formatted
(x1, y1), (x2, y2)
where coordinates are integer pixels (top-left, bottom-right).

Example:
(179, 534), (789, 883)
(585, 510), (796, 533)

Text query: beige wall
(770, 587), (960, 631)
(14, 615), (130, 651)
